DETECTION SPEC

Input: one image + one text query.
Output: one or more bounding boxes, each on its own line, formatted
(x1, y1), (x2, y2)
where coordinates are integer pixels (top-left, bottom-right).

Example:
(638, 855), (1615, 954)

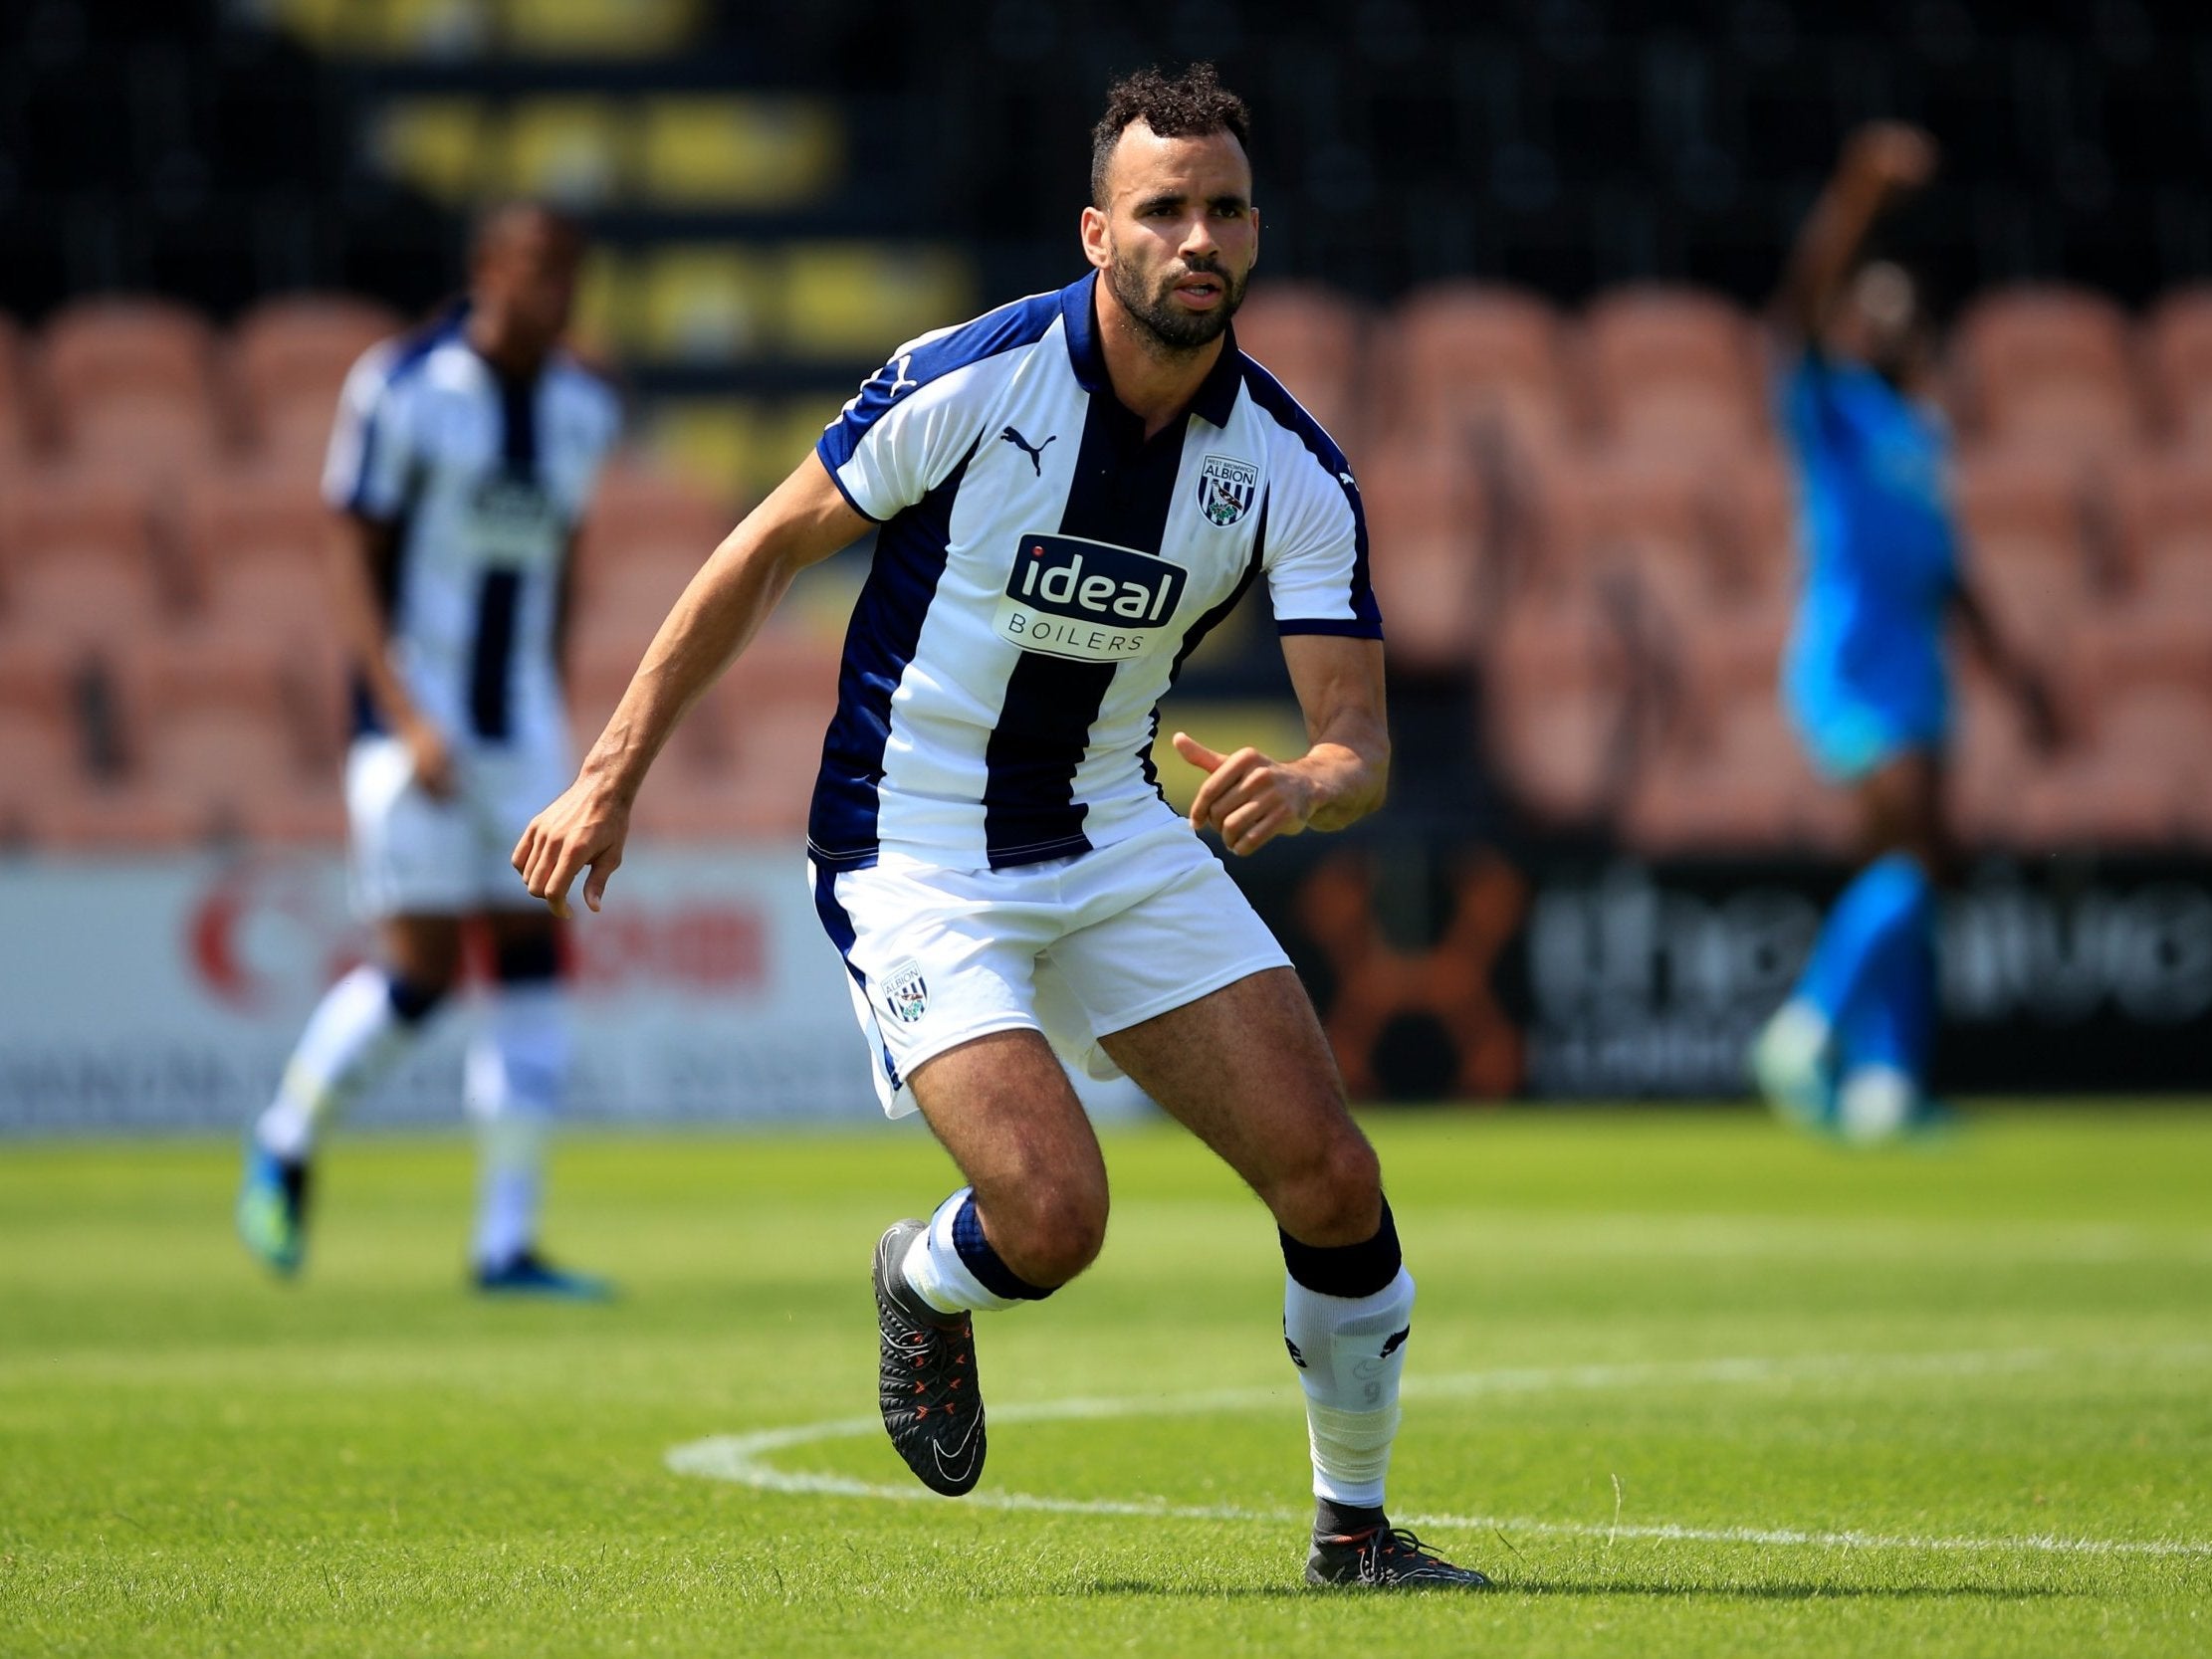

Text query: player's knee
(385, 971), (449, 1026)
(1268, 1125), (1382, 1247)
(992, 1173), (1108, 1289)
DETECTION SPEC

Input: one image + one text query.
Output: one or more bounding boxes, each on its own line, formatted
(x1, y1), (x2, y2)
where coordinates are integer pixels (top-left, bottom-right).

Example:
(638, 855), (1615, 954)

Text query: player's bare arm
(1175, 634), (1389, 857)
(1773, 121), (1937, 340)
(514, 454), (870, 916)
(332, 512), (454, 797)
(1950, 574), (2062, 752)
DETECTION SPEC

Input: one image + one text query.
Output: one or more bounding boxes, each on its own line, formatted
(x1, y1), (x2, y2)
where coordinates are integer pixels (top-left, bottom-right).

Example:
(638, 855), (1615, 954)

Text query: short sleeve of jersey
(1263, 447), (1384, 640)
(814, 295), (1065, 523)
(816, 360), (983, 522)
(323, 344), (418, 521)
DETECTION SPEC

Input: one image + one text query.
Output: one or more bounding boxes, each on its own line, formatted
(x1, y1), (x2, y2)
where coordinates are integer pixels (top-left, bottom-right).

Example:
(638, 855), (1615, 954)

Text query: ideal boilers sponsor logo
(995, 532), (1188, 662)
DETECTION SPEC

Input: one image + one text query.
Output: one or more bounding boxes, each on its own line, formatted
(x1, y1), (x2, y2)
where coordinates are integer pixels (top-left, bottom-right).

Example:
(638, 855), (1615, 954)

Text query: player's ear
(1080, 205), (1111, 272)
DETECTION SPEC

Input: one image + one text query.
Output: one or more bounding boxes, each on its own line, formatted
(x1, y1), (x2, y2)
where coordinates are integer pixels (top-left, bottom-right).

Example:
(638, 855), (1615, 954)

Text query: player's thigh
(378, 914), (465, 989)
(907, 1029), (1109, 1281)
(818, 856), (1062, 1118)
(1044, 826), (1291, 1074)
(1856, 747), (1950, 873)
(346, 735), (481, 920)
(1099, 965), (1379, 1242)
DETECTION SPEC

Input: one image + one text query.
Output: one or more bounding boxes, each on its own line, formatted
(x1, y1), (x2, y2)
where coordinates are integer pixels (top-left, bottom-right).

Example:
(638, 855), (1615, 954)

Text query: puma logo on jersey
(998, 425), (1057, 476)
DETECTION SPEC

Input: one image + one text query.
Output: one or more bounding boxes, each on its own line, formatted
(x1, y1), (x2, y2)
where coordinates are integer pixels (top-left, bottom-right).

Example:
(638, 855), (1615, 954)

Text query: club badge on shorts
(881, 959), (930, 1025)
(1196, 454), (1257, 526)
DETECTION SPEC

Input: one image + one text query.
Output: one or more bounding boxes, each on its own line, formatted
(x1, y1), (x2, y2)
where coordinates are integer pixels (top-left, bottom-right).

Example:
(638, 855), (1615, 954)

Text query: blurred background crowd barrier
(4, 0), (2211, 1124)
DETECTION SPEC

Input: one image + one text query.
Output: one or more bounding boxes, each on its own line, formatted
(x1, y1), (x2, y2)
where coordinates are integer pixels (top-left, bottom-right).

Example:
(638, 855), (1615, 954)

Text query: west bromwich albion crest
(1197, 454), (1257, 526)
(882, 959), (929, 1025)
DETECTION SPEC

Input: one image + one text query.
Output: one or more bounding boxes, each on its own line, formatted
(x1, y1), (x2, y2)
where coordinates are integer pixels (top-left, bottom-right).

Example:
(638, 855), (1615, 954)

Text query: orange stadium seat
(230, 295), (406, 471)
(1948, 666), (2053, 851)
(1482, 598), (1633, 827)
(1622, 697), (1853, 855)
(116, 641), (340, 842)
(2012, 681), (2212, 849)
(0, 474), (170, 657)
(2075, 454), (2212, 691)
(1376, 283), (1575, 454)
(173, 473), (343, 673)
(2144, 286), (2212, 449)
(1357, 439), (1493, 673)
(40, 297), (225, 483)
(615, 629), (836, 843)
(0, 642), (89, 847)
(1581, 286), (1766, 462)
(570, 456), (733, 657)
(1948, 286), (2143, 460)
(1230, 284), (1369, 447)
(1952, 446), (2096, 661)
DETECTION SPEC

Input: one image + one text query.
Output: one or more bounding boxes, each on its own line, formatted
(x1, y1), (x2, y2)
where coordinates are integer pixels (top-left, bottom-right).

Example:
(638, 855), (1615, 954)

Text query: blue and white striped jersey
(323, 307), (622, 752)
(811, 271), (1381, 874)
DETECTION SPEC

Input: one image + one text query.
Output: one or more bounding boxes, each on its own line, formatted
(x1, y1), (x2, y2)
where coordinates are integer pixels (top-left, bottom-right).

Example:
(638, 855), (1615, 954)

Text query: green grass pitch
(3, 1107), (2208, 1657)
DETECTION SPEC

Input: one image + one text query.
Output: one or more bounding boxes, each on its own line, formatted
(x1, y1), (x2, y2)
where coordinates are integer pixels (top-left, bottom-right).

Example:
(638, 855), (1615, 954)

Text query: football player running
(517, 66), (1486, 1588)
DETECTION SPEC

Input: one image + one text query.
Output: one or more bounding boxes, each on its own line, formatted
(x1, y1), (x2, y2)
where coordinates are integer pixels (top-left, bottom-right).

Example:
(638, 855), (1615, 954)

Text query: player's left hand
(512, 776), (630, 920)
(1173, 731), (1318, 857)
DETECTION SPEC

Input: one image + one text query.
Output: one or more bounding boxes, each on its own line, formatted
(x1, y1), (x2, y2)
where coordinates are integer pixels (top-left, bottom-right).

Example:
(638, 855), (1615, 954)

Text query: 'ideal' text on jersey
(812, 272), (1381, 873)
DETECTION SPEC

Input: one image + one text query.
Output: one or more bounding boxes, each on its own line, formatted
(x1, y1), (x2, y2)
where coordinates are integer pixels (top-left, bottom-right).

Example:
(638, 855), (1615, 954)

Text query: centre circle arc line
(667, 1343), (2212, 1560)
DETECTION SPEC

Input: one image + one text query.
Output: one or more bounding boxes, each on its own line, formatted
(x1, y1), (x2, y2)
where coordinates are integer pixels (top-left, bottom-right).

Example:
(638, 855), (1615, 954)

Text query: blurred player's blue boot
(236, 1141), (310, 1278)
(1750, 998), (1836, 1134)
(472, 1249), (613, 1300)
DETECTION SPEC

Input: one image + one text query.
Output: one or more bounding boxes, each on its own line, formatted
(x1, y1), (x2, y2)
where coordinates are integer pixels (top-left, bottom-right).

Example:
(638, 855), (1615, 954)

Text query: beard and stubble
(1104, 245), (1249, 355)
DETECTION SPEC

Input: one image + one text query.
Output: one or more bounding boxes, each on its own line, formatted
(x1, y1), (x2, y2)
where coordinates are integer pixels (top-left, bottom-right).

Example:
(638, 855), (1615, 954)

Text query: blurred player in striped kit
(1752, 125), (2059, 1142)
(237, 204), (622, 1293)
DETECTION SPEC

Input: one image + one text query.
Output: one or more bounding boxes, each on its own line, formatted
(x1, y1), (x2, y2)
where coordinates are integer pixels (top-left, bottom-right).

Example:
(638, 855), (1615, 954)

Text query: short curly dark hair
(1089, 63), (1252, 207)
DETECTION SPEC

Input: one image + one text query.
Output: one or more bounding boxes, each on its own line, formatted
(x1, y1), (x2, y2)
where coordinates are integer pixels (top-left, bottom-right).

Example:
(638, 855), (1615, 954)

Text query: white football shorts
(810, 819), (1293, 1118)
(345, 731), (572, 919)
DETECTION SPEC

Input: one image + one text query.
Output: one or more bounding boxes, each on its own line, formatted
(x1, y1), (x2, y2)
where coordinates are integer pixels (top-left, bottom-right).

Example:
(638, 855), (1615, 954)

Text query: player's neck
(1093, 282), (1223, 441)
(466, 306), (549, 382)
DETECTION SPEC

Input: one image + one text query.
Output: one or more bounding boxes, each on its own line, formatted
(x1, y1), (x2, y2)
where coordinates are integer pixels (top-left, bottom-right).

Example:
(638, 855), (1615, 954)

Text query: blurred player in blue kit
(237, 204), (622, 1294)
(1752, 124), (2059, 1141)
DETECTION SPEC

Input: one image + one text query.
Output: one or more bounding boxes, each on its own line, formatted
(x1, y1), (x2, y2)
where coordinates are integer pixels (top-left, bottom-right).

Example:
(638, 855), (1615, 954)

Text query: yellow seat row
(375, 93), (844, 211)
(266, 0), (704, 59)
(574, 241), (973, 365)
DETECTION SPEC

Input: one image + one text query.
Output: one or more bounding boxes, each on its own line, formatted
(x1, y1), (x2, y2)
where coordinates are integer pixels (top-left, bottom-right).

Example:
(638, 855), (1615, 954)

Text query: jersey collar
(1061, 271), (1245, 432)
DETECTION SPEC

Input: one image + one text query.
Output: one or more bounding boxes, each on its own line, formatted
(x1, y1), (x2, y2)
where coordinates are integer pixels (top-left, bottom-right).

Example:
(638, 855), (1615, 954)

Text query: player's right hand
(401, 718), (457, 799)
(512, 777), (629, 920)
(1846, 122), (1938, 193)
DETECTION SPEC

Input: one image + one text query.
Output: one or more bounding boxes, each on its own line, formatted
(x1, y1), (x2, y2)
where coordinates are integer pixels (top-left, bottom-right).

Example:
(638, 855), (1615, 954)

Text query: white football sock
(465, 983), (567, 1268)
(255, 965), (430, 1160)
(1837, 1063), (1917, 1145)
(1284, 1266), (1416, 1508)
(901, 1187), (1031, 1316)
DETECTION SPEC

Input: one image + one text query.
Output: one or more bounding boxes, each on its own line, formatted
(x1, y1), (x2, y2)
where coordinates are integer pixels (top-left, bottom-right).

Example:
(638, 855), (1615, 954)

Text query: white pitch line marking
(667, 1344), (2212, 1560)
